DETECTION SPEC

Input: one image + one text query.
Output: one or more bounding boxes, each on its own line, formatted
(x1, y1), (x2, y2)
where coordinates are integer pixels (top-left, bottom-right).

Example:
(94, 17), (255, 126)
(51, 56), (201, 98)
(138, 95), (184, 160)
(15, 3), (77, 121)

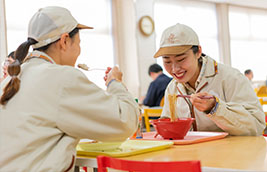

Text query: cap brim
(77, 23), (93, 29)
(154, 45), (193, 58)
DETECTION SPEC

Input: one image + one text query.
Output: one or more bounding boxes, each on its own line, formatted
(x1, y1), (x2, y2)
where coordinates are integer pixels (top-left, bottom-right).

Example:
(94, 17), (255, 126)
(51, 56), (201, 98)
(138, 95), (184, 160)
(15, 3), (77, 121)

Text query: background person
(142, 63), (172, 107)
(244, 69), (259, 89)
(0, 6), (139, 172)
(154, 23), (265, 136)
(0, 51), (15, 82)
(244, 69), (254, 81)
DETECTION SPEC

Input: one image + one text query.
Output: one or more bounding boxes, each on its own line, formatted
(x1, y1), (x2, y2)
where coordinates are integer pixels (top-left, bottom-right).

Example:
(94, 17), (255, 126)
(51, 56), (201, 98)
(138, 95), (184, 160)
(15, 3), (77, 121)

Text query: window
(5, 0), (114, 89)
(154, 0), (219, 69)
(229, 6), (267, 81)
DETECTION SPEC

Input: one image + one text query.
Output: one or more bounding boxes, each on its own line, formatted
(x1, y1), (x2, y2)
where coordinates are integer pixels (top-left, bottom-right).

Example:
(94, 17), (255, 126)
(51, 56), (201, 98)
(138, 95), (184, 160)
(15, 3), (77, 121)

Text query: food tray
(76, 139), (173, 157)
(140, 131), (228, 145)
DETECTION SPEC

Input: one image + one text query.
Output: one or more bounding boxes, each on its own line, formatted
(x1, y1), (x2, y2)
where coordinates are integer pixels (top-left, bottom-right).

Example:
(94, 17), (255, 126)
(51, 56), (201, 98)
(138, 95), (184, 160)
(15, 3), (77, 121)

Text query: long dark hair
(0, 38), (37, 105)
(0, 28), (79, 105)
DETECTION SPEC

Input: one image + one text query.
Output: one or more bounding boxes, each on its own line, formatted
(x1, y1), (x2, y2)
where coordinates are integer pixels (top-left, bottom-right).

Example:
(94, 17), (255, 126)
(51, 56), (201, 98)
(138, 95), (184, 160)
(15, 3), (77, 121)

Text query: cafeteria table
(75, 136), (267, 172)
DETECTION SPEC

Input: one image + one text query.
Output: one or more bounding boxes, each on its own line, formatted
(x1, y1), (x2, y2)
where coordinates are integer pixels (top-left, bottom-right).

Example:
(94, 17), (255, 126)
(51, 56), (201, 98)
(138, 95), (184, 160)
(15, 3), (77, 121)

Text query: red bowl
(150, 118), (195, 140)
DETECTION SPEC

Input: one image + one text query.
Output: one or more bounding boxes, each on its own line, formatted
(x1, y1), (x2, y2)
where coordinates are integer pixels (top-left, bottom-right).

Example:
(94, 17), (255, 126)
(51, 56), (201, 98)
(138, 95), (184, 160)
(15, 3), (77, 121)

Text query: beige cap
(28, 6), (93, 49)
(154, 23), (199, 58)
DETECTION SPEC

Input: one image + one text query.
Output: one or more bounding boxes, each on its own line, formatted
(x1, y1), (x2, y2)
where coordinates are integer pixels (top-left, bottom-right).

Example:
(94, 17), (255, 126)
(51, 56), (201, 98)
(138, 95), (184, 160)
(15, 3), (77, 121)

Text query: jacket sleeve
(209, 72), (265, 136)
(56, 68), (139, 142)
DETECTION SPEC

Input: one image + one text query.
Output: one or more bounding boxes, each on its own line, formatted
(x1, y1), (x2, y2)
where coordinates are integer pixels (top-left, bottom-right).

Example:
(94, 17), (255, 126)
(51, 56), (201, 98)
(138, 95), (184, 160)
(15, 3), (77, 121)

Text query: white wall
(135, 0), (157, 98)
(111, 0), (157, 99)
(112, 0), (140, 98)
(1, 0), (267, 97)
(0, 0), (7, 79)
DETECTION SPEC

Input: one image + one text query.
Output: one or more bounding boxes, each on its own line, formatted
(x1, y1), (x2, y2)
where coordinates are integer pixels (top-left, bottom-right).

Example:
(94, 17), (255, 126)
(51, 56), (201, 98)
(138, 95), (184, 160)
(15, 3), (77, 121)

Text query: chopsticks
(176, 94), (214, 99)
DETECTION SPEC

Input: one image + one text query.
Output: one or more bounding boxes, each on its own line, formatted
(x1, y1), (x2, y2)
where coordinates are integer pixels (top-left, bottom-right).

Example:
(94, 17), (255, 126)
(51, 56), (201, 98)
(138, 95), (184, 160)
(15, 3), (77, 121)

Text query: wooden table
(76, 136), (267, 171)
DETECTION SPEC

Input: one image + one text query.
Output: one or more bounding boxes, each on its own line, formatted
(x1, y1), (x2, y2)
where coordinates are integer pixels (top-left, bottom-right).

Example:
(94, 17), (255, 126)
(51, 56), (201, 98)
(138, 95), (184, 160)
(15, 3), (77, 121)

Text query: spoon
(77, 64), (106, 71)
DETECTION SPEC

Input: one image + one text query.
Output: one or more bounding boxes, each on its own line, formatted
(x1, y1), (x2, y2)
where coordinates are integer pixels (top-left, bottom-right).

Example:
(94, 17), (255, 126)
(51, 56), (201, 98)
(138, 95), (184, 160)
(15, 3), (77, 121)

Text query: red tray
(139, 131), (228, 145)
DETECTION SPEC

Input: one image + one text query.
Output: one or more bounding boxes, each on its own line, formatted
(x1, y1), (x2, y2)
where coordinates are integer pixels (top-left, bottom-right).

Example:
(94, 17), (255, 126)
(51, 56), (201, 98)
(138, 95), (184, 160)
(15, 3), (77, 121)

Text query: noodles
(168, 94), (177, 121)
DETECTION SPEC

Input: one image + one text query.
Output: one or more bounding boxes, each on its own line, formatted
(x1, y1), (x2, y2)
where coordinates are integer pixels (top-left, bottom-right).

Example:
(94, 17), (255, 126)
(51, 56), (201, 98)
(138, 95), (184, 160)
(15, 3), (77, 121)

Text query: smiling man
(154, 23), (265, 136)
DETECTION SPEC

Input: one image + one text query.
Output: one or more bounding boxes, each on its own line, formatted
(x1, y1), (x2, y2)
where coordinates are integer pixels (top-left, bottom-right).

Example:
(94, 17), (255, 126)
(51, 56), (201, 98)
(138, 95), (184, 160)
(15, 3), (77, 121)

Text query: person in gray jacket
(0, 6), (139, 172)
(154, 23), (265, 136)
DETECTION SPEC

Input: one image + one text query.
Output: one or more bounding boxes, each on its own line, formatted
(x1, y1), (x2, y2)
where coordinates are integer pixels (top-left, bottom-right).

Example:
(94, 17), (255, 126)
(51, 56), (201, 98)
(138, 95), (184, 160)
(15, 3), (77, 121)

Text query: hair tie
(11, 75), (17, 79)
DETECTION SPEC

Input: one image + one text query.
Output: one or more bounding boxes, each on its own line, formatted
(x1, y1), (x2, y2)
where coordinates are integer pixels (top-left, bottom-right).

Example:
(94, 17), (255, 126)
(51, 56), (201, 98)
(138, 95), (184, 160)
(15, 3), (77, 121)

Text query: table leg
(74, 166), (80, 172)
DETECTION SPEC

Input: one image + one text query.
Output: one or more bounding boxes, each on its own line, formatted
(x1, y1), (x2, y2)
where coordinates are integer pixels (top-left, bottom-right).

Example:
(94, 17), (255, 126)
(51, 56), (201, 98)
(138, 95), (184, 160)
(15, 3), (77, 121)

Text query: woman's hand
(104, 67), (112, 82)
(189, 92), (216, 113)
(104, 66), (122, 86)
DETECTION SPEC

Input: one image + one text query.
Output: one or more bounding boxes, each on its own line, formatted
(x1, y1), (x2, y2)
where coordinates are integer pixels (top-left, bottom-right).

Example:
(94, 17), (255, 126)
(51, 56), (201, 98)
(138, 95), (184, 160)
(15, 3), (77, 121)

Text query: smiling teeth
(176, 72), (184, 77)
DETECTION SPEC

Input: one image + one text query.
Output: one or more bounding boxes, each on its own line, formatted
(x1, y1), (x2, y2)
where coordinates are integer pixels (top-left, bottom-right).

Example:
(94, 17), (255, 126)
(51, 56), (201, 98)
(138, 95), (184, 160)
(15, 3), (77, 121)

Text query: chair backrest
(257, 86), (267, 97)
(143, 108), (162, 132)
(97, 155), (202, 172)
(160, 96), (165, 107)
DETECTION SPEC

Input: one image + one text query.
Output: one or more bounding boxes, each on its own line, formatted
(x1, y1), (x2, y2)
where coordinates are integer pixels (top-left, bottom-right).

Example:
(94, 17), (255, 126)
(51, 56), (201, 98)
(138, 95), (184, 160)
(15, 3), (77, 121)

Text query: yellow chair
(256, 86), (267, 135)
(159, 96), (165, 107)
(257, 86), (267, 97)
(143, 108), (162, 132)
(256, 86), (267, 105)
(259, 98), (267, 105)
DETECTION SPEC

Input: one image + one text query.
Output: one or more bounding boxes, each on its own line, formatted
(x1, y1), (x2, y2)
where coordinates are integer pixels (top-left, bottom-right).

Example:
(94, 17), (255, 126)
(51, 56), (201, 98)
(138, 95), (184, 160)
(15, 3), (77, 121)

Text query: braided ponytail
(0, 38), (37, 105)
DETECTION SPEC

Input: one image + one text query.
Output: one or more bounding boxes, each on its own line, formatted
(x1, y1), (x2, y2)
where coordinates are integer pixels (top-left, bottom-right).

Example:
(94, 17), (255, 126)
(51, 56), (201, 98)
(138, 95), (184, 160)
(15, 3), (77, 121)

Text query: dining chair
(263, 112), (267, 137)
(256, 86), (267, 97)
(82, 166), (87, 172)
(159, 96), (165, 107)
(97, 155), (202, 172)
(143, 108), (162, 132)
(256, 86), (267, 135)
(257, 86), (267, 105)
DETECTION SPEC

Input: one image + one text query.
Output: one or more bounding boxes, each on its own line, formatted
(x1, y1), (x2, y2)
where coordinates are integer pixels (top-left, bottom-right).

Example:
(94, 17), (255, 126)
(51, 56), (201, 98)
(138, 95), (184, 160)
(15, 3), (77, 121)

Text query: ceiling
(200, 0), (267, 9)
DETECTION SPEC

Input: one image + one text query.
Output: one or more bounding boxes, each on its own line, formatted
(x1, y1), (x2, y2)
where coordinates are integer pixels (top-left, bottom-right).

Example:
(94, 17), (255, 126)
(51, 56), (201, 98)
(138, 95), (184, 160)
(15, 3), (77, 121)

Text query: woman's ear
(59, 33), (69, 51)
(197, 45), (202, 59)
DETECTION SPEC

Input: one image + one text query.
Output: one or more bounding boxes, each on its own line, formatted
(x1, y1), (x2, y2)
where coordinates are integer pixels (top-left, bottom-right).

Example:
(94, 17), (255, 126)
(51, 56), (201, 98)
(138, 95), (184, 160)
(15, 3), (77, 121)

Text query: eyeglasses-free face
(2, 57), (15, 78)
(162, 48), (201, 89)
(2, 57), (15, 67)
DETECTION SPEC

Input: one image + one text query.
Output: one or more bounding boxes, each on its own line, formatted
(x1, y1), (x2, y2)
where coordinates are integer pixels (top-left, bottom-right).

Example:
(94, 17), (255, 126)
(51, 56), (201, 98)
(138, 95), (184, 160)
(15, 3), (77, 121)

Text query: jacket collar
(203, 55), (218, 78)
(24, 50), (56, 64)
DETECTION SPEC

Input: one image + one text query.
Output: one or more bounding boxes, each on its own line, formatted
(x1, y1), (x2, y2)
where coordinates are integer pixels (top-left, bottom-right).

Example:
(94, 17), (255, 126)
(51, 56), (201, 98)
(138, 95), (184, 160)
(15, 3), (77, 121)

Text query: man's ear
(59, 33), (69, 51)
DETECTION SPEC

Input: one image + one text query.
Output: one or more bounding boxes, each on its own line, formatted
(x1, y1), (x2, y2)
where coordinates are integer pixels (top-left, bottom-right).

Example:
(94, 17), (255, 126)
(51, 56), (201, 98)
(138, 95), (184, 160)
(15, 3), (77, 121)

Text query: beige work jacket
(0, 51), (139, 172)
(162, 56), (265, 136)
